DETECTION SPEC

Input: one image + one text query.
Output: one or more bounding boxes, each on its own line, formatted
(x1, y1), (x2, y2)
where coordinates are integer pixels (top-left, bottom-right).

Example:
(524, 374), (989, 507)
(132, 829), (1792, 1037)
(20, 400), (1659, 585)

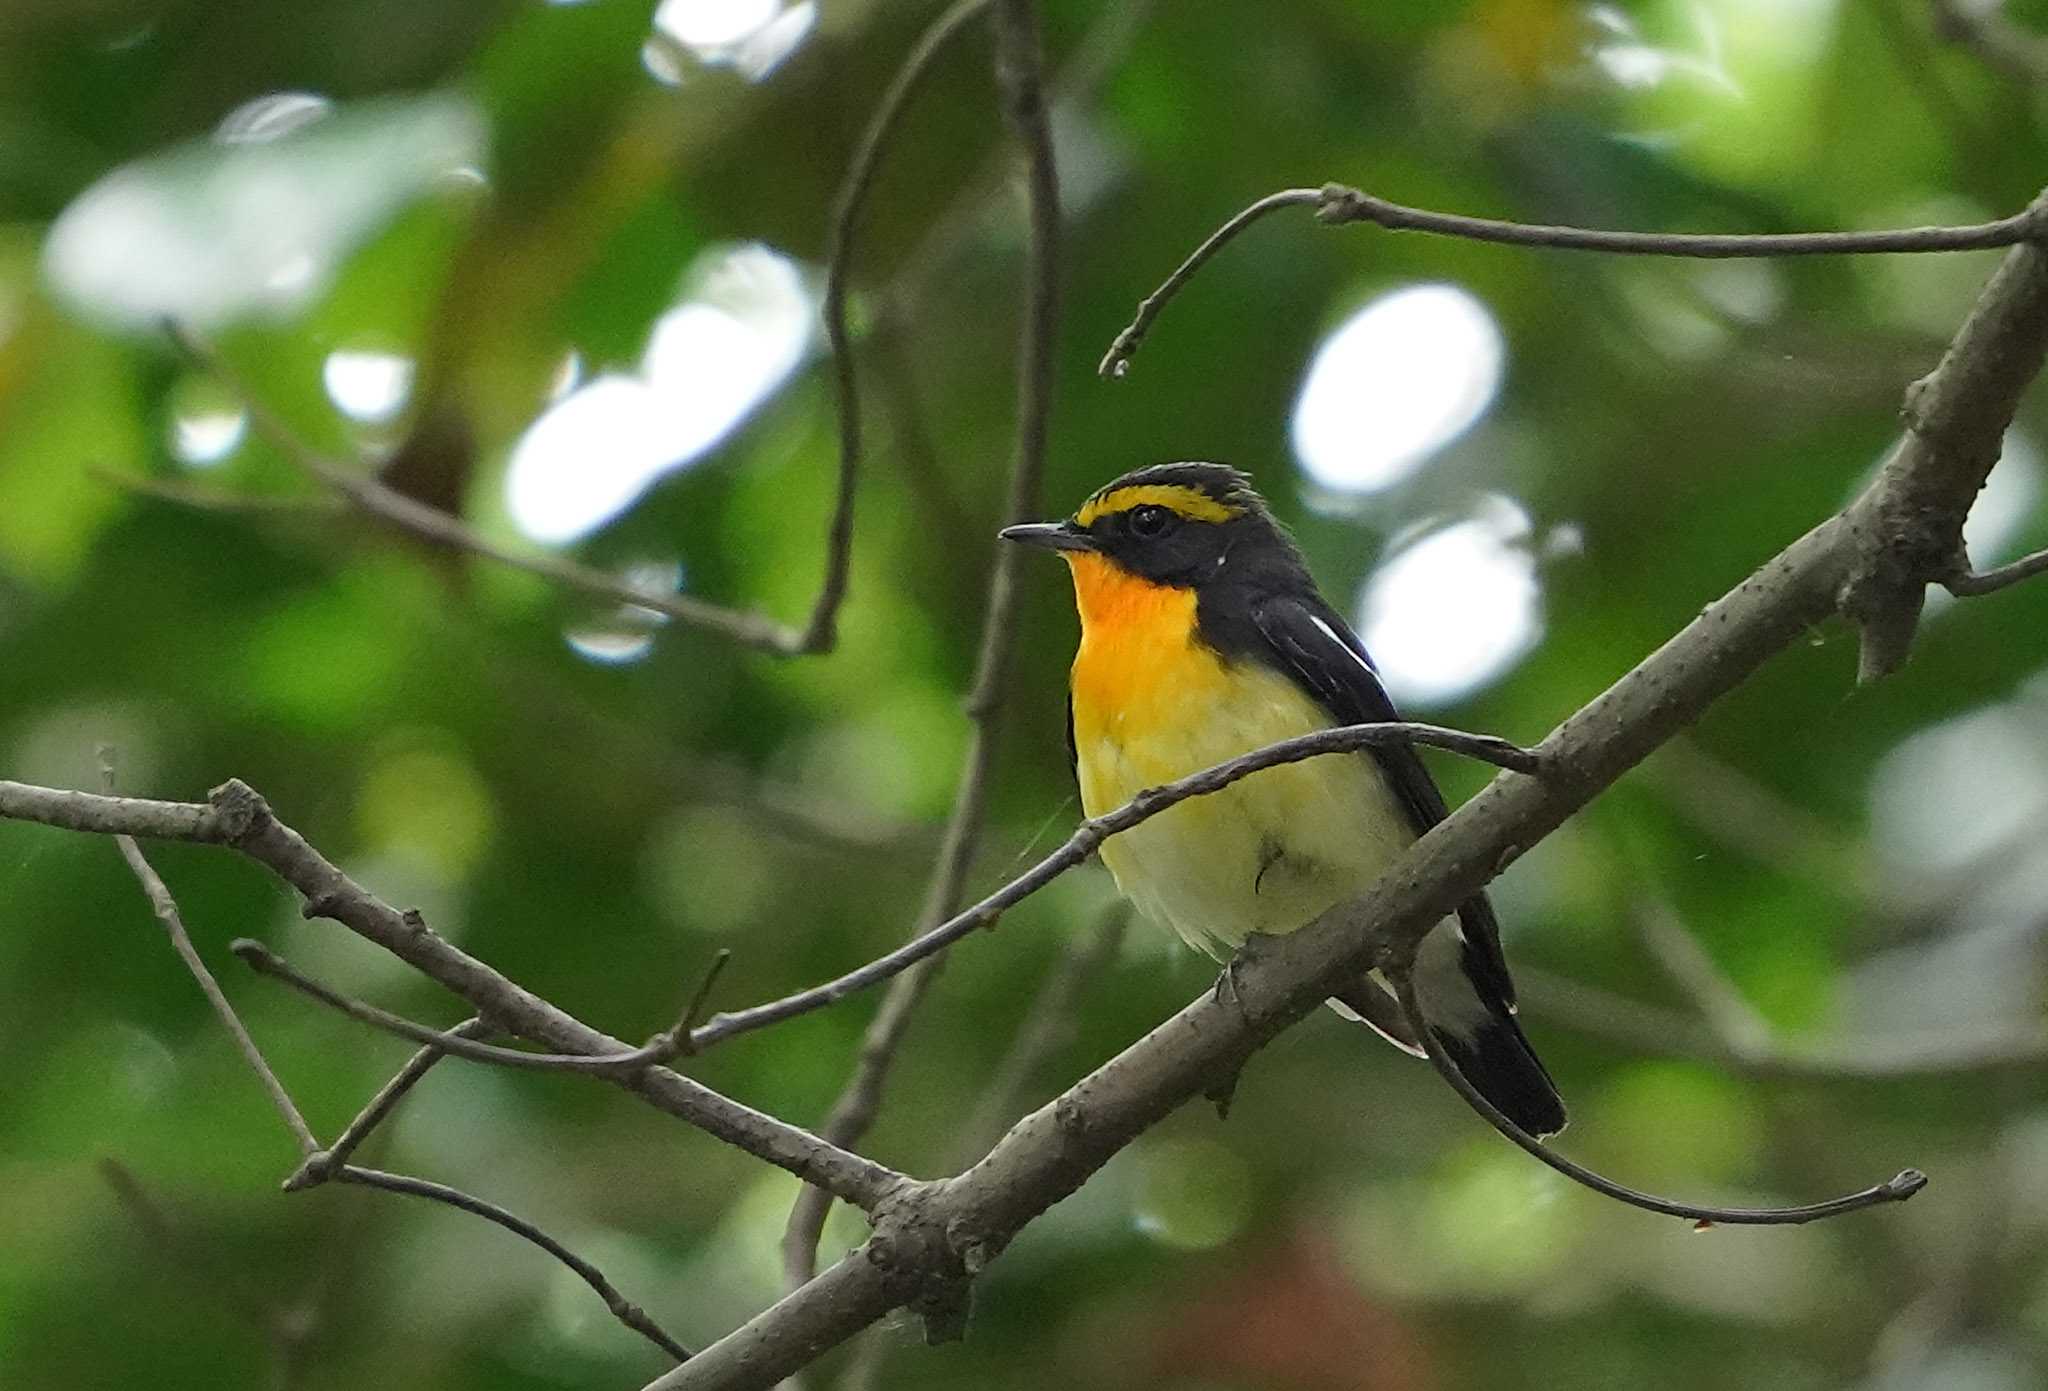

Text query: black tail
(1411, 923), (1567, 1138)
(1426, 1010), (1566, 1138)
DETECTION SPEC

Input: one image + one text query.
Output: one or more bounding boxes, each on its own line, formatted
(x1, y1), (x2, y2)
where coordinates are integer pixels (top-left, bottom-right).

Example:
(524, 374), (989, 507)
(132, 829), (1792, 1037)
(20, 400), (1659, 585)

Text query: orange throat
(1063, 552), (1210, 743)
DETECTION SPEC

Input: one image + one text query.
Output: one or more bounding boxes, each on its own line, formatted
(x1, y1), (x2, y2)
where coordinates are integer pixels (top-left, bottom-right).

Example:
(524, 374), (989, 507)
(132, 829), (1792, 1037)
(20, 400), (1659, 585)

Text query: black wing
(1247, 592), (1517, 1010)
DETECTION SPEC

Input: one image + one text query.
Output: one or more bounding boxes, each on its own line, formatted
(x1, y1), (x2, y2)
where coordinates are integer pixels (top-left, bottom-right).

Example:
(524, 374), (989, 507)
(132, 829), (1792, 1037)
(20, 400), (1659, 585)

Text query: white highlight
(323, 347), (415, 424)
(506, 243), (812, 545)
(566, 559), (685, 666)
(1359, 495), (1543, 706)
(651, 0), (816, 83)
(171, 408), (247, 467)
(43, 93), (484, 331)
(1963, 432), (2043, 568)
(1290, 283), (1505, 494)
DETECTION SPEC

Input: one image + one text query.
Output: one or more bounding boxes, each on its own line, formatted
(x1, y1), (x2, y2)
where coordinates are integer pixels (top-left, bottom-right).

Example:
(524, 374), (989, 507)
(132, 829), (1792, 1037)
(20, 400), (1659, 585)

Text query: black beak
(999, 521), (1096, 553)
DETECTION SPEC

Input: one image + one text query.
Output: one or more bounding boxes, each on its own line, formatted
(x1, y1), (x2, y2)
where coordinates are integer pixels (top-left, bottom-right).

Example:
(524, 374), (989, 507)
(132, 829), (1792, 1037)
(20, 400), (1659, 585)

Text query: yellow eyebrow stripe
(1076, 483), (1239, 527)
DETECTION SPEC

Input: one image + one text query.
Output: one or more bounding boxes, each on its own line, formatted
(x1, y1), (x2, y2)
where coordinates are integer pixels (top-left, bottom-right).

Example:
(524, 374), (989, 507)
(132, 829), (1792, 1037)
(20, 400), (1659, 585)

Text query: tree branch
(808, 0), (993, 654)
(648, 188), (2048, 1391)
(780, 0), (1064, 1298)
(283, 1016), (493, 1192)
(0, 777), (904, 1210)
(333, 1164), (692, 1364)
(1933, 0), (2048, 85)
(689, 722), (1539, 1050)
(167, 326), (811, 657)
(1942, 544), (2048, 595)
(232, 939), (702, 1077)
(1388, 974), (1922, 1227)
(1099, 183), (2048, 377)
(112, 831), (320, 1156)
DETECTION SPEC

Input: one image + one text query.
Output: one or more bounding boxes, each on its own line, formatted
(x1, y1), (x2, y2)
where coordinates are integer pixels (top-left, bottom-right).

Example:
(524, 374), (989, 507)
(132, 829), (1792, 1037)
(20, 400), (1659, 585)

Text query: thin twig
(114, 836), (320, 1155)
(0, 776), (905, 1209)
(808, 0), (993, 653)
(334, 1164), (692, 1364)
(1099, 183), (2048, 378)
(695, 721), (1539, 1051)
(780, 0), (1066, 1294)
(167, 325), (809, 656)
(1389, 974), (1925, 1227)
(283, 1016), (493, 1192)
(92, 465), (347, 516)
(1933, 0), (2048, 85)
(1097, 188), (1323, 376)
(1942, 545), (2048, 594)
(233, 940), (694, 1077)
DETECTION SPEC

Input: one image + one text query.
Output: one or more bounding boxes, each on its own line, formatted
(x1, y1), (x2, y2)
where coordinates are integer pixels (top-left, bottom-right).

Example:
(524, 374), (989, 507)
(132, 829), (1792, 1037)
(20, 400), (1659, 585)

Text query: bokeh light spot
(1358, 495), (1543, 706)
(506, 244), (812, 544)
(1291, 283), (1504, 494)
(43, 93), (484, 330)
(652, 0), (815, 81)
(323, 345), (415, 425)
(565, 558), (682, 665)
(166, 376), (247, 467)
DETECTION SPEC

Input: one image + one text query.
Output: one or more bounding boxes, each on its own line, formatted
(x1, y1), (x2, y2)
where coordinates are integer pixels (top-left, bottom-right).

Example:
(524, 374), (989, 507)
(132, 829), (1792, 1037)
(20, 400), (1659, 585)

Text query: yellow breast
(1062, 553), (1415, 958)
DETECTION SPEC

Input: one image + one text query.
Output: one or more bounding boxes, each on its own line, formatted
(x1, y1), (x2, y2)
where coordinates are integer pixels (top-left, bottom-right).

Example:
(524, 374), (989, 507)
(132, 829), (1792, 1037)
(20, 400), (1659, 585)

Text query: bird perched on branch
(1002, 463), (1564, 1136)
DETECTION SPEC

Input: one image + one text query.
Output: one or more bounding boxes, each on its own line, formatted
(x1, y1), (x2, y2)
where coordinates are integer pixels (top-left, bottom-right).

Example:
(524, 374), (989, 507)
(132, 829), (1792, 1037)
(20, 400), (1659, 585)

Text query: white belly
(1075, 661), (1416, 960)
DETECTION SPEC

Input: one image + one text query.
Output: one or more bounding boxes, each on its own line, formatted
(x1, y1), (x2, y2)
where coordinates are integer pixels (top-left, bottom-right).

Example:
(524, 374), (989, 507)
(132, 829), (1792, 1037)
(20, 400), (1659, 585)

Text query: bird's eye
(1127, 504), (1175, 538)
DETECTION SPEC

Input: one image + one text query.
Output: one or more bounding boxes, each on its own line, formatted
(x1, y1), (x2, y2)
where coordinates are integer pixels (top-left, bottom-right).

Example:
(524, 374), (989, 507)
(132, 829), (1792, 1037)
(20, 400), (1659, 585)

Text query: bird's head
(1000, 462), (1303, 597)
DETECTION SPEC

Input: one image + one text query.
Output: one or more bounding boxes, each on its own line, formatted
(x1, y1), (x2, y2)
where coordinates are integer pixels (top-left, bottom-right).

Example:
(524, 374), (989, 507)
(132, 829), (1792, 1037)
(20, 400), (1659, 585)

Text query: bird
(1001, 461), (1565, 1137)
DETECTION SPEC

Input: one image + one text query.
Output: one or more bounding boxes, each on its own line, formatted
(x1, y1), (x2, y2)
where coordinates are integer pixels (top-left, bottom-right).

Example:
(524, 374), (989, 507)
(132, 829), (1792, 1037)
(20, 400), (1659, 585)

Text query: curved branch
(168, 325), (809, 657)
(782, 0), (1067, 1295)
(648, 187), (2048, 1391)
(1100, 182), (2048, 378)
(284, 1016), (493, 1191)
(1097, 187), (1321, 376)
(806, 0), (994, 653)
(336, 1165), (693, 1364)
(690, 721), (1538, 1049)
(233, 941), (693, 1076)
(114, 833), (319, 1155)
(1389, 974), (1924, 1227)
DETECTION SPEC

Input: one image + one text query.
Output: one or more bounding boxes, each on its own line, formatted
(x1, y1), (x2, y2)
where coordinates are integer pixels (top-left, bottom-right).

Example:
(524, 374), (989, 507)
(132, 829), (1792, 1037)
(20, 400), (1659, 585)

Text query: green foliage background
(5, 1), (2048, 1387)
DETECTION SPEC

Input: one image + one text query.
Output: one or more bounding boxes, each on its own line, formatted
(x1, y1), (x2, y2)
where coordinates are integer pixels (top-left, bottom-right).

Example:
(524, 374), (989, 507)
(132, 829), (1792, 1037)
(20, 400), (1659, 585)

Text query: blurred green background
(6, 0), (2048, 1387)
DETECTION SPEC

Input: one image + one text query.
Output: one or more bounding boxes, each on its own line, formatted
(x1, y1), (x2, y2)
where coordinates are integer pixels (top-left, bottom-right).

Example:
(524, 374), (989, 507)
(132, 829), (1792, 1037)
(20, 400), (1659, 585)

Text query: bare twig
(1097, 188), (1322, 376)
(1099, 183), (2048, 377)
(694, 721), (1538, 1052)
(1942, 544), (2048, 594)
(0, 719), (1534, 1072)
(113, 834), (319, 1155)
(333, 1164), (692, 1364)
(1389, 976), (1925, 1227)
(92, 465), (346, 516)
(167, 326), (809, 656)
(232, 940), (694, 1077)
(282, 1017), (493, 1192)
(808, 0), (993, 653)
(643, 191), (2048, 1391)
(1933, 0), (2048, 85)
(199, 779), (898, 1209)
(780, 0), (1066, 1295)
